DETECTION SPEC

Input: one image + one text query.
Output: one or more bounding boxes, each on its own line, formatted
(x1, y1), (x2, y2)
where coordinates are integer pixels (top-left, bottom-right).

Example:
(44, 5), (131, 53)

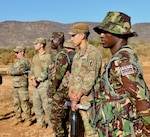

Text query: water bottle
(70, 111), (79, 137)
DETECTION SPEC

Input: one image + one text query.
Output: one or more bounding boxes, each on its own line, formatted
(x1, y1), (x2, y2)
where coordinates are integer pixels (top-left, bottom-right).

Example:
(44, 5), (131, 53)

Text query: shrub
(0, 41), (150, 65)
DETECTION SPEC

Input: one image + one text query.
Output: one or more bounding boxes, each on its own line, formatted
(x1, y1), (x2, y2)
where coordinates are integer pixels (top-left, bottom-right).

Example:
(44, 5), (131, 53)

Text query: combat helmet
(93, 11), (138, 37)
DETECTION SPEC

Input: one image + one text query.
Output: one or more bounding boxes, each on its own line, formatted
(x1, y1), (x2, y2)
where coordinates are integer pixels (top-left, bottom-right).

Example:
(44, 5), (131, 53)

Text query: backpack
(89, 45), (150, 135)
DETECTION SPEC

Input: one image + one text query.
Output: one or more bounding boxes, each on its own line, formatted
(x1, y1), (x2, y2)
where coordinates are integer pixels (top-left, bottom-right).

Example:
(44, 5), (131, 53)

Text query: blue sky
(0, 0), (150, 25)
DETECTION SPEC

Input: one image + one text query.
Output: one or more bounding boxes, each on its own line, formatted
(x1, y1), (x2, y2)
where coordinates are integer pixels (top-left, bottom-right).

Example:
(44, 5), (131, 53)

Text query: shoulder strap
(105, 45), (150, 99)
(55, 51), (70, 66)
(105, 57), (119, 96)
(119, 46), (143, 76)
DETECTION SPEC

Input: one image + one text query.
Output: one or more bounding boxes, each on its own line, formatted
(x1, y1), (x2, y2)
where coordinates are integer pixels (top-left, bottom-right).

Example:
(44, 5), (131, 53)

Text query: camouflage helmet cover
(93, 11), (138, 37)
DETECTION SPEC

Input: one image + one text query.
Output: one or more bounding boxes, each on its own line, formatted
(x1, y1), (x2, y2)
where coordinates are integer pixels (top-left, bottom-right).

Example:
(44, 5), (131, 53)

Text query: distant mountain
(131, 23), (150, 42)
(0, 21), (150, 47)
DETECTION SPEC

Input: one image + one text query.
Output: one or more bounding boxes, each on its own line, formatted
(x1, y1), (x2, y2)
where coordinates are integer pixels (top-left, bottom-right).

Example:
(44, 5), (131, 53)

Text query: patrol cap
(63, 40), (75, 49)
(68, 23), (89, 35)
(13, 46), (26, 52)
(33, 38), (46, 45)
(93, 11), (138, 37)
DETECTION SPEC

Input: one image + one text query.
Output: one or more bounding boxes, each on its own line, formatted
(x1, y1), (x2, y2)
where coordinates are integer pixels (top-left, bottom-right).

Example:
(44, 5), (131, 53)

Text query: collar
(79, 43), (89, 57)
(39, 51), (46, 56)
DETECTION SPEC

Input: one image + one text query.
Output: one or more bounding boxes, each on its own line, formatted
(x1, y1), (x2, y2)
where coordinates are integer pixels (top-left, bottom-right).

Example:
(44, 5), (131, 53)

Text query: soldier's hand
(76, 91), (83, 101)
(68, 86), (74, 99)
(32, 79), (38, 87)
(69, 87), (79, 102)
(71, 101), (78, 111)
(49, 63), (55, 72)
(65, 71), (70, 78)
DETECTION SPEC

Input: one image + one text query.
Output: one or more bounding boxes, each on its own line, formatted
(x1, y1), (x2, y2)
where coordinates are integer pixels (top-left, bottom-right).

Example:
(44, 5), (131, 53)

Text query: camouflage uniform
(7, 46), (31, 123)
(91, 11), (150, 137)
(69, 43), (102, 137)
(48, 32), (72, 137)
(68, 23), (102, 137)
(31, 38), (52, 128)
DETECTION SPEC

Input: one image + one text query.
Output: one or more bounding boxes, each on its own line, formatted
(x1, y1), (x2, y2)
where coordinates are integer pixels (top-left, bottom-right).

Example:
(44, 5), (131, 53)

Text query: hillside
(0, 21), (150, 47)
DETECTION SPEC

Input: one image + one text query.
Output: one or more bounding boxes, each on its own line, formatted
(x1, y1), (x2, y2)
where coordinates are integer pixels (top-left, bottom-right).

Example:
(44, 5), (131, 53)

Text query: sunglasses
(71, 33), (79, 37)
(15, 52), (19, 54)
(71, 34), (77, 37)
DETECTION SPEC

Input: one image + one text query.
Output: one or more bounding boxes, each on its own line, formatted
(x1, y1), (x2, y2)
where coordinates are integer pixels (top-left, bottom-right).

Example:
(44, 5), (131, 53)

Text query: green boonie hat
(63, 40), (75, 49)
(50, 32), (64, 41)
(13, 46), (26, 52)
(33, 38), (46, 45)
(93, 11), (138, 37)
(68, 23), (89, 35)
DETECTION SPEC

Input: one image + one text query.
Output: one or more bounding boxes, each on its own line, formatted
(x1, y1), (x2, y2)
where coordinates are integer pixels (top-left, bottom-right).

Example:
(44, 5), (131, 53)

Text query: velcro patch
(88, 58), (95, 68)
(120, 64), (134, 76)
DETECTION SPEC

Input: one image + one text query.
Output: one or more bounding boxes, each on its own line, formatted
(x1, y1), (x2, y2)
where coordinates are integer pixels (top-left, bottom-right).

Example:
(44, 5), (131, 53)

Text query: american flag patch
(120, 65), (134, 76)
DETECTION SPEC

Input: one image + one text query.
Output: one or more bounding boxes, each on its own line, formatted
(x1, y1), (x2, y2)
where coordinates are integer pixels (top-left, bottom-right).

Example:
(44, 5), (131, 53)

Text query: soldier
(7, 46), (32, 126)
(47, 33), (76, 137)
(30, 38), (52, 129)
(68, 23), (102, 137)
(63, 39), (76, 74)
(92, 11), (150, 136)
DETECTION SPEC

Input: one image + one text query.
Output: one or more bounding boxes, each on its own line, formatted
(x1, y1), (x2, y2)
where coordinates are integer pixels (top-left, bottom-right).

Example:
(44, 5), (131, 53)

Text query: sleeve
(30, 57), (35, 80)
(68, 73), (74, 87)
(7, 59), (27, 76)
(81, 56), (102, 95)
(50, 53), (69, 92)
(37, 54), (51, 82)
(110, 53), (150, 125)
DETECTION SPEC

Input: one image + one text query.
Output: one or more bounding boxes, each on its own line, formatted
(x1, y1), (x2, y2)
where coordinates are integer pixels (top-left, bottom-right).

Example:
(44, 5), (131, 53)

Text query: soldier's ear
(79, 33), (86, 40)
(40, 43), (44, 48)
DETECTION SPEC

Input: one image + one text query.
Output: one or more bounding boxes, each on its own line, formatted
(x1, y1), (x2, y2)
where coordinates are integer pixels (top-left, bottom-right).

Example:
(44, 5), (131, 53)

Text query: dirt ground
(0, 63), (150, 137)
(0, 65), (55, 137)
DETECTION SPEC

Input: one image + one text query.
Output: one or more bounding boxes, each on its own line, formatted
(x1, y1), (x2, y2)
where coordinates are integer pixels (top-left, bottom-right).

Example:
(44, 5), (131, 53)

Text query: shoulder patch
(88, 57), (95, 68)
(120, 64), (134, 76)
